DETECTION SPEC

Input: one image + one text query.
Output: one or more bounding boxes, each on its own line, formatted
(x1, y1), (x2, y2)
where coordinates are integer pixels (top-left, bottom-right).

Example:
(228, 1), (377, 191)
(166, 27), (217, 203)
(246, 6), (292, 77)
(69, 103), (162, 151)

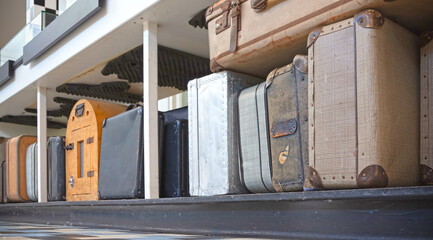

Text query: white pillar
(37, 86), (48, 202)
(143, 21), (159, 199)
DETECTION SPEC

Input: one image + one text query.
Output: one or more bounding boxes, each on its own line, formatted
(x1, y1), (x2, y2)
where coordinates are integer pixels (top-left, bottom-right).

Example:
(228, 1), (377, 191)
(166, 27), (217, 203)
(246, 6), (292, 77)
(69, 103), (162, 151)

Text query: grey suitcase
(307, 9), (419, 189)
(48, 137), (66, 201)
(0, 137), (8, 203)
(188, 71), (261, 196)
(99, 107), (144, 199)
(26, 143), (38, 201)
(421, 31), (433, 185)
(238, 55), (308, 193)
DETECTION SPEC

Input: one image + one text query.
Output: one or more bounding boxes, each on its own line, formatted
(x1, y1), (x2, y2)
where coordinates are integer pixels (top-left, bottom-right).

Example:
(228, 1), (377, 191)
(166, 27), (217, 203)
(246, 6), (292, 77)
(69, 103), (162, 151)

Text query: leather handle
(250, 0), (267, 12)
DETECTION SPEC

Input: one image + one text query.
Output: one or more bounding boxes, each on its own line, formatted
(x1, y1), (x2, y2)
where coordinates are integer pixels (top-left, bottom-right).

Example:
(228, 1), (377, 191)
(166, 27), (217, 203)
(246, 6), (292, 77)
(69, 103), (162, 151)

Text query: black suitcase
(99, 107), (144, 199)
(47, 137), (66, 201)
(160, 107), (189, 197)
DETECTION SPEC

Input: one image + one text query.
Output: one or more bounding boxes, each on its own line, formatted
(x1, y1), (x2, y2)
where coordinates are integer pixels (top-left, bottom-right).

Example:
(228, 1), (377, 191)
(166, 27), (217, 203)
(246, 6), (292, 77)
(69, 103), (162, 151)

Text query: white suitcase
(307, 9), (419, 190)
(188, 71), (261, 196)
(420, 31), (433, 185)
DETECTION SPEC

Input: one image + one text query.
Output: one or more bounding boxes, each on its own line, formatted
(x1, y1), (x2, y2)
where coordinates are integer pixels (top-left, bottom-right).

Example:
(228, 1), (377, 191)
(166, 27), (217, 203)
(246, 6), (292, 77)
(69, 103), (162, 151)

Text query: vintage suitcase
(99, 107), (144, 199)
(0, 137), (8, 203)
(6, 135), (37, 202)
(48, 137), (66, 201)
(206, 0), (433, 77)
(1, 161), (7, 203)
(161, 118), (189, 198)
(306, 9), (419, 190)
(25, 143), (38, 201)
(188, 71), (261, 196)
(65, 99), (125, 201)
(238, 55), (308, 193)
(421, 31), (433, 185)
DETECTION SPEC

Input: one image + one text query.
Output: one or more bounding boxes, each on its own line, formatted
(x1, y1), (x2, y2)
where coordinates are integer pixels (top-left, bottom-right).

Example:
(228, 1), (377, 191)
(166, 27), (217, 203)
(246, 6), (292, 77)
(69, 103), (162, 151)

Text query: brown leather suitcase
(6, 135), (37, 202)
(206, 0), (433, 77)
(65, 99), (125, 201)
(306, 9), (419, 190)
(420, 31), (433, 185)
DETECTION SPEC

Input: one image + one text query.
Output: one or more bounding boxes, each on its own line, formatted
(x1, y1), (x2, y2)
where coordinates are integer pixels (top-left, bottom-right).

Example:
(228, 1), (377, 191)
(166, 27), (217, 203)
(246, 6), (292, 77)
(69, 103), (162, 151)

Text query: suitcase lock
(65, 143), (74, 150)
(75, 103), (85, 117)
(69, 175), (74, 188)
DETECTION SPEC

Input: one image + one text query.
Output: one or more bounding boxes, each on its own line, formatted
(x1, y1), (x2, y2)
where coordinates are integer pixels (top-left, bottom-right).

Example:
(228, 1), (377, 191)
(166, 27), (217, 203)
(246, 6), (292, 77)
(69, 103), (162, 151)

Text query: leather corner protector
(210, 58), (224, 73)
(205, 5), (213, 17)
(356, 165), (388, 188)
(420, 164), (433, 185)
(421, 31), (433, 48)
(304, 166), (324, 190)
(307, 27), (322, 48)
(294, 55), (308, 74)
(354, 9), (385, 29)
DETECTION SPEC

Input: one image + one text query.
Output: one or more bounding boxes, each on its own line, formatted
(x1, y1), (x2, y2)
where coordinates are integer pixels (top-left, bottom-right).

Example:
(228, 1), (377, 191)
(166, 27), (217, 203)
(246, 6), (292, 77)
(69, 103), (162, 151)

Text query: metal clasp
(69, 175), (74, 188)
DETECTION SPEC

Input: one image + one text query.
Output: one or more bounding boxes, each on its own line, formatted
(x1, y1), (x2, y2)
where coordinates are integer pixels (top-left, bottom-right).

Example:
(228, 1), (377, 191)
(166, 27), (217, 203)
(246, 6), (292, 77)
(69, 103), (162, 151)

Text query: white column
(37, 86), (48, 202)
(143, 21), (159, 199)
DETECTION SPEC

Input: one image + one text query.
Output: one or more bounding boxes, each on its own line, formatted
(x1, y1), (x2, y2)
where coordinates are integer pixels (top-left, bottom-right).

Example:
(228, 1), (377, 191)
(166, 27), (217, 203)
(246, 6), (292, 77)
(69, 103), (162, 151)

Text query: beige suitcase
(420, 31), (433, 185)
(206, 0), (433, 77)
(306, 9), (419, 190)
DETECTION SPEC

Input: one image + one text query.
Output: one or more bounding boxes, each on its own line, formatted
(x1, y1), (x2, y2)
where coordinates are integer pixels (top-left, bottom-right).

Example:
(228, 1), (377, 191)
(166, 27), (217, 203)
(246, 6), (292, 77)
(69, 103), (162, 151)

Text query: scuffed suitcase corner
(307, 27), (323, 49)
(420, 164), (433, 185)
(210, 58), (224, 73)
(356, 165), (389, 189)
(354, 9), (385, 29)
(293, 55), (308, 74)
(303, 166), (324, 191)
(421, 30), (433, 48)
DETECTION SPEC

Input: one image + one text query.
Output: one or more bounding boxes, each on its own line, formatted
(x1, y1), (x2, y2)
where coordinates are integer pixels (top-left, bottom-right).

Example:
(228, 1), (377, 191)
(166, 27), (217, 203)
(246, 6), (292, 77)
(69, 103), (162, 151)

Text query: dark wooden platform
(1, 186), (433, 239)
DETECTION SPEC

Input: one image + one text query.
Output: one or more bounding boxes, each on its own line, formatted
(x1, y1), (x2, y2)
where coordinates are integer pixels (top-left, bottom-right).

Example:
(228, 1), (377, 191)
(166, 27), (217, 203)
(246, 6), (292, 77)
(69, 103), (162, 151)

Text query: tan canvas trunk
(420, 31), (433, 185)
(206, 0), (433, 77)
(306, 9), (419, 190)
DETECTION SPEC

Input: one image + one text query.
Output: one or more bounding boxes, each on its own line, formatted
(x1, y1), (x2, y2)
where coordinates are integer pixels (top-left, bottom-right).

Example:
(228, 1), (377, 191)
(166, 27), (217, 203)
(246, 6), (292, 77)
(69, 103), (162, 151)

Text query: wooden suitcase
(206, 0), (433, 77)
(25, 143), (38, 201)
(421, 31), (433, 185)
(65, 99), (125, 201)
(47, 137), (66, 201)
(6, 135), (37, 202)
(306, 9), (419, 190)
(238, 55), (308, 193)
(0, 137), (8, 203)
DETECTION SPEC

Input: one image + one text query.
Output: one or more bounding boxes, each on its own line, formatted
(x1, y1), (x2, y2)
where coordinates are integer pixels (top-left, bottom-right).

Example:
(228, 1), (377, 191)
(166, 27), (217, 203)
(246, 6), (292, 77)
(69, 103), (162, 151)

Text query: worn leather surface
(266, 57), (308, 192)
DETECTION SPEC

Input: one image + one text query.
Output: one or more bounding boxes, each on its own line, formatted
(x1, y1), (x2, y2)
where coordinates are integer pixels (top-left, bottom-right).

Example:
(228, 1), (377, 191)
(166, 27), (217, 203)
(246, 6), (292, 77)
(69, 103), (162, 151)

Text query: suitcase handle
(75, 103), (85, 117)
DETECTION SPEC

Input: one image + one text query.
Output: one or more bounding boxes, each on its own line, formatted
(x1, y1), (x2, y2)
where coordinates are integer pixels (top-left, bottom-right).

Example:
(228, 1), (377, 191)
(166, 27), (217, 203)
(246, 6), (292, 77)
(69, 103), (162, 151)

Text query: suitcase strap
(229, 0), (241, 53)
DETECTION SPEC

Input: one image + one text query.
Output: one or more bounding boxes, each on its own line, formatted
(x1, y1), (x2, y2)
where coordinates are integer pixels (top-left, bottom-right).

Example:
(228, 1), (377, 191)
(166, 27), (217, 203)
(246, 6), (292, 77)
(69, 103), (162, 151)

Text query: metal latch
(75, 103), (85, 117)
(86, 137), (94, 144)
(69, 175), (74, 188)
(87, 170), (94, 177)
(270, 119), (298, 138)
(65, 143), (74, 150)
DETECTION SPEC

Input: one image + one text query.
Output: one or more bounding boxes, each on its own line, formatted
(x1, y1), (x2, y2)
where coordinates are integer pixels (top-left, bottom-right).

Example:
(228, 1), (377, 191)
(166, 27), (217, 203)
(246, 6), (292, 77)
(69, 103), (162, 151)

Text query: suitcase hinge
(86, 137), (94, 144)
(65, 143), (74, 150)
(87, 170), (94, 177)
